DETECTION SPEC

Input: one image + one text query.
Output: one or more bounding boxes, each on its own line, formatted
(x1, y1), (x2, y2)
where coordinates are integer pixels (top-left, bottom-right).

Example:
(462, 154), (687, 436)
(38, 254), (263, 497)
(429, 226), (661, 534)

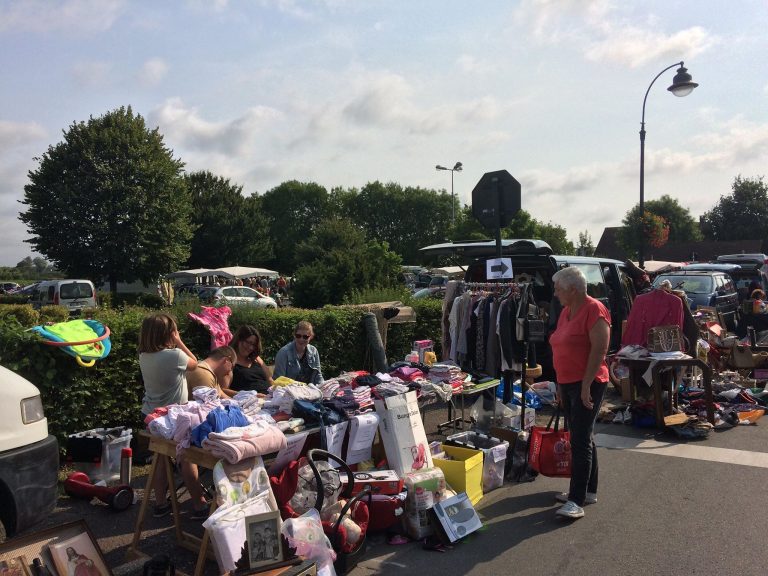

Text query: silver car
(198, 286), (278, 309)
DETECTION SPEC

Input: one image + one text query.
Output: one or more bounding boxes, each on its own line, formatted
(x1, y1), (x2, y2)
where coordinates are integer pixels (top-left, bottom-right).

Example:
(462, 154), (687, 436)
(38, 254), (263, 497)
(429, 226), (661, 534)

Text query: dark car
(419, 238), (636, 379)
(414, 273), (433, 289)
(652, 270), (739, 328)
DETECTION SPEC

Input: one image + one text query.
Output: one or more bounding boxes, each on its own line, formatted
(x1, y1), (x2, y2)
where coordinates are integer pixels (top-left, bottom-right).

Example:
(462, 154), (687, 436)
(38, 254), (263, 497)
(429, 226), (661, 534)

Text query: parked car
(652, 269), (739, 328)
(0, 364), (59, 540)
(419, 238), (636, 380)
(397, 272), (416, 291)
(428, 275), (449, 288)
(197, 285), (278, 309)
(412, 287), (446, 300)
(30, 279), (97, 315)
(414, 273), (433, 289)
(715, 254), (768, 300)
(0, 282), (21, 294)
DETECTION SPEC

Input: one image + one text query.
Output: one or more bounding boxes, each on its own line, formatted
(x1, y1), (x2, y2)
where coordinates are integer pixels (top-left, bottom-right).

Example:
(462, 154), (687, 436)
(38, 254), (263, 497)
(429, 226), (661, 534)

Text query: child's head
(752, 289), (765, 300)
(138, 313), (177, 353)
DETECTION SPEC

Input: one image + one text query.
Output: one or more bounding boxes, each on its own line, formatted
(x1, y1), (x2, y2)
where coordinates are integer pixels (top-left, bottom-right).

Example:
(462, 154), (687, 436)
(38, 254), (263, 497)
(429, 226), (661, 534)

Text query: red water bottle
(120, 447), (133, 485)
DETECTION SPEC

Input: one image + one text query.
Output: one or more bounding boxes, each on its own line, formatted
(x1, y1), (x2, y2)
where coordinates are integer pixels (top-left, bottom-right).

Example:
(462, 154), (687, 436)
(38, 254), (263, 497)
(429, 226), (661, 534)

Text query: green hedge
(0, 299), (442, 451)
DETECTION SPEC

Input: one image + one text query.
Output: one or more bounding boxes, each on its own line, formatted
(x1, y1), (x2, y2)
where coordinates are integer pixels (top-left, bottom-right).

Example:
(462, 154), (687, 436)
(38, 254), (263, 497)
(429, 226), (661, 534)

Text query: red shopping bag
(528, 408), (571, 478)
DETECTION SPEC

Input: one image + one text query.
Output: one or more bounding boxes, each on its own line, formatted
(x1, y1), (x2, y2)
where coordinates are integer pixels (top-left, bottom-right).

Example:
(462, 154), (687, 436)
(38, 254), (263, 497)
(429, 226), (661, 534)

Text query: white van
(32, 279), (97, 314)
(0, 364), (59, 540)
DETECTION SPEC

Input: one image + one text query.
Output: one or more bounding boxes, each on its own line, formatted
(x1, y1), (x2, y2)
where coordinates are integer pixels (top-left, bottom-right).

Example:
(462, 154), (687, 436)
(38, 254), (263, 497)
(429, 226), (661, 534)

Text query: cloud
(456, 54), (495, 75)
(148, 98), (281, 157)
(138, 58), (169, 86)
(0, 0), (125, 33)
(0, 120), (47, 155)
(71, 61), (113, 87)
(340, 71), (511, 135)
(515, 0), (716, 67)
(585, 26), (714, 68)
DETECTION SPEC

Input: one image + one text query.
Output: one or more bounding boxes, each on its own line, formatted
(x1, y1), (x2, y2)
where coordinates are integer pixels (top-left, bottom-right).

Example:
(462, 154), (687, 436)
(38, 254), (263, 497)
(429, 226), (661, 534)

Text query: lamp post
(436, 161), (463, 225)
(638, 62), (698, 269)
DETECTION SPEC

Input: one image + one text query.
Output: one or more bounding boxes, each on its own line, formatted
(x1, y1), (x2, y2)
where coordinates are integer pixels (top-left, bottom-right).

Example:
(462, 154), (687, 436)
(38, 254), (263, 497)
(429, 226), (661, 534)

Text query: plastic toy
(31, 319), (111, 367)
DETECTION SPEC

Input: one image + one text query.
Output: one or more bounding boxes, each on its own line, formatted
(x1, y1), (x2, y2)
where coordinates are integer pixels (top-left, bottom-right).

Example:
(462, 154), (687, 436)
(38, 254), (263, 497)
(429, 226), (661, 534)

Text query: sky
(1, 0), (767, 266)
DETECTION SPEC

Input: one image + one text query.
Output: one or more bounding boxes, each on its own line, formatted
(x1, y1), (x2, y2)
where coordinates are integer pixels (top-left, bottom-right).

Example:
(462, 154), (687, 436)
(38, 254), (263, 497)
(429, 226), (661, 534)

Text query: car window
(60, 282), (94, 299)
(571, 263), (606, 299)
(721, 276), (735, 292)
(198, 287), (216, 298)
(237, 288), (256, 298)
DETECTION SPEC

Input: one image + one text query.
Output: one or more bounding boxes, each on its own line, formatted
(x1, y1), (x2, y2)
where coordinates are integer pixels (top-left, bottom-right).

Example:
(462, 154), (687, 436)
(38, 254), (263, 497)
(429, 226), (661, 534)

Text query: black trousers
(559, 381), (607, 507)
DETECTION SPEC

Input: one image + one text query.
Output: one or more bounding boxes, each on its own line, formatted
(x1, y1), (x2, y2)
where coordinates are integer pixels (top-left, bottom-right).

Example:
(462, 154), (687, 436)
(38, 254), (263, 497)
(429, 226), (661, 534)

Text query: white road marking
(595, 433), (768, 468)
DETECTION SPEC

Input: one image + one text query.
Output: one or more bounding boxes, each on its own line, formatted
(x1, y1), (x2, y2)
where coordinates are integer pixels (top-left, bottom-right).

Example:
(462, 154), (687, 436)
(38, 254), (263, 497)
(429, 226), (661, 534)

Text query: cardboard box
(429, 492), (482, 543)
(433, 444), (483, 505)
(374, 391), (433, 476)
(339, 470), (404, 496)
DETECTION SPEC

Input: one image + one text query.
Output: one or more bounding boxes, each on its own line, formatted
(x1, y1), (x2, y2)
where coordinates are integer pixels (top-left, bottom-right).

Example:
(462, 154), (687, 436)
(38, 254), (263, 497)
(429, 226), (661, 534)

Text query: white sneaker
(612, 410), (625, 424)
(555, 500), (585, 519)
(555, 492), (597, 505)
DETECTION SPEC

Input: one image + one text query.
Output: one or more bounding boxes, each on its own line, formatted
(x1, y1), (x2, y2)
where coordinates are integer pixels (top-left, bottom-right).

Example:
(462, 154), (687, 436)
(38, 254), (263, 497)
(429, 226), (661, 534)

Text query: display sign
(486, 258), (513, 279)
(471, 170), (521, 229)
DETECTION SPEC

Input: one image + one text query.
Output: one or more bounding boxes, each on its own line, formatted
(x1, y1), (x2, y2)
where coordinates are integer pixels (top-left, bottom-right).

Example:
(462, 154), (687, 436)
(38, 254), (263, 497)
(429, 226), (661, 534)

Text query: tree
(19, 107), (192, 292)
(260, 181), (329, 273)
(701, 176), (768, 241)
(292, 217), (401, 308)
(617, 194), (702, 258)
(344, 181), (454, 264)
(576, 231), (595, 256)
(504, 210), (575, 254)
(185, 171), (272, 268)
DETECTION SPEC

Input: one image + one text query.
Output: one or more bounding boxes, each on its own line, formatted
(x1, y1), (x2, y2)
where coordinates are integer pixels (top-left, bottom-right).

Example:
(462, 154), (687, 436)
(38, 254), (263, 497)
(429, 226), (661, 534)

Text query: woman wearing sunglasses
(273, 320), (324, 385)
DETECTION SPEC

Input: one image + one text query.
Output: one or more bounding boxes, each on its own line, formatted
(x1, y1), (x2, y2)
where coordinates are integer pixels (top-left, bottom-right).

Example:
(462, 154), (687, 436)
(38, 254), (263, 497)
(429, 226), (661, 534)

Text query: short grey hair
(552, 266), (587, 294)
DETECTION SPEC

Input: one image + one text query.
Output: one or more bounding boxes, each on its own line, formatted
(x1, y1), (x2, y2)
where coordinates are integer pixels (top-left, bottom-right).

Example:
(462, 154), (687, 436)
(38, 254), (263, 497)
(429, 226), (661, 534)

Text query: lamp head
(453, 162), (463, 171)
(436, 165), (448, 171)
(667, 64), (698, 97)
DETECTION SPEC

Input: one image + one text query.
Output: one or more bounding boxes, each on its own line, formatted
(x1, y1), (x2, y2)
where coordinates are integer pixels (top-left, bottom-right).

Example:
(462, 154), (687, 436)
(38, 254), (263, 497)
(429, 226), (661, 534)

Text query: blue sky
(1, 0), (767, 265)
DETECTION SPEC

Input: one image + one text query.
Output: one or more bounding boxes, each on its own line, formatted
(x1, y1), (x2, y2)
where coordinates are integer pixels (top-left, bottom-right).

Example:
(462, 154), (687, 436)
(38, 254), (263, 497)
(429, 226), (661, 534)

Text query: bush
(39, 305), (70, 324)
(0, 304), (39, 327)
(0, 294), (30, 305)
(137, 293), (165, 309)
(0, 300), (443, 453)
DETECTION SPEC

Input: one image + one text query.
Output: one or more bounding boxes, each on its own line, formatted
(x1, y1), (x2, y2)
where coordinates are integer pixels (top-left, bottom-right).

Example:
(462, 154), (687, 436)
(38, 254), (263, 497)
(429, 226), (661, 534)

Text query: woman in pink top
(548, 266), (611, 520)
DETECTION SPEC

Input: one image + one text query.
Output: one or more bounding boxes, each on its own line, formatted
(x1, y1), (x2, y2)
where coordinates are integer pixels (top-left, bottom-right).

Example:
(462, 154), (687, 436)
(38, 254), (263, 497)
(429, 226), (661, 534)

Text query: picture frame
(0, 521), (111, 576)
(48, 529), (110, 576)
(245, 510), (283, 570)
(0, 555), (32, 576)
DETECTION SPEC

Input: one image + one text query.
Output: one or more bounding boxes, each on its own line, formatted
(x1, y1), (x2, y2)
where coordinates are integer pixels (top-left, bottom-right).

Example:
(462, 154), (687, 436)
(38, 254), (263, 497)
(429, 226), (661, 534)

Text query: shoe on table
(555, 492), (597, 505)
(555, 501), (585, 519)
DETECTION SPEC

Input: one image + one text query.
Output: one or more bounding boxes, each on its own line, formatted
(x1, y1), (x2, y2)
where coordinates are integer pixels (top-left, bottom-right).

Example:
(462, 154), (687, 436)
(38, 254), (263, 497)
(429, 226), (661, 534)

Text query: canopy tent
(632, 260), (685, 276)
(429, 265), (465, 278)
(166, 266), (279, 280)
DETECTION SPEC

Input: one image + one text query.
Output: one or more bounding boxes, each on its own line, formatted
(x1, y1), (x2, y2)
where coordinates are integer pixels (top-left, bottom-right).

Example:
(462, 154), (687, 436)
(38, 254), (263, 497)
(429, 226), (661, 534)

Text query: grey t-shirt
(140, 348), (189, 415)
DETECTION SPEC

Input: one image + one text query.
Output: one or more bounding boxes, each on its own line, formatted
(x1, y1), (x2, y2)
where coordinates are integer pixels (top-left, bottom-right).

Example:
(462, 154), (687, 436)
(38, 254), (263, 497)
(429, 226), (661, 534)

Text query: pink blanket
(201, 422), (287, 463)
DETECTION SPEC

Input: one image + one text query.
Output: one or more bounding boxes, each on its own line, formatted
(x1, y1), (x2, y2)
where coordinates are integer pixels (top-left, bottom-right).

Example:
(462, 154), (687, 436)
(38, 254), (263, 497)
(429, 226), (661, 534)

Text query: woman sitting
(229, 325), (273, 393)
(273, 321), (324, 385)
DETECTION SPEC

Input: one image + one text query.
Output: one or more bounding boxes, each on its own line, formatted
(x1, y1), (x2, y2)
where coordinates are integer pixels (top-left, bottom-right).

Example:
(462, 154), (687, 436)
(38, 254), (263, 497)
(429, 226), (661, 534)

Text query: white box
(374, 391), (433, 476)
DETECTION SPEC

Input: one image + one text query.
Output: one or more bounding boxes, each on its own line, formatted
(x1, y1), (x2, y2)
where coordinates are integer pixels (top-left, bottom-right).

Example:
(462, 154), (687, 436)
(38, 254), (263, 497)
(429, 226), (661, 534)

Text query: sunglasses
(294, 333), (310, 340)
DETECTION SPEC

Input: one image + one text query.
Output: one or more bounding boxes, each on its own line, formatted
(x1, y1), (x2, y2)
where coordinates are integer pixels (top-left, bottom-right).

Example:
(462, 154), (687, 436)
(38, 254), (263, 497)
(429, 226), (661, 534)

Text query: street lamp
(638, 62), (698, 268)
(436, 161), (463, 224)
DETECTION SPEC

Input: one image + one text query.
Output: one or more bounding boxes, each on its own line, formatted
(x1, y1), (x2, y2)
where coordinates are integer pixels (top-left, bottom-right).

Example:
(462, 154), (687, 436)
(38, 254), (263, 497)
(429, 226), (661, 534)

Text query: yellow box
(432, 444), (484, 505)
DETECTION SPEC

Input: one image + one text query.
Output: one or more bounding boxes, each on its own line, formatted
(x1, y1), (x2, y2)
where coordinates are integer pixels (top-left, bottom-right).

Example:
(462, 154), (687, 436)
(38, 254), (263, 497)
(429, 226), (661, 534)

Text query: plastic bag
(282, 508), (337, 576)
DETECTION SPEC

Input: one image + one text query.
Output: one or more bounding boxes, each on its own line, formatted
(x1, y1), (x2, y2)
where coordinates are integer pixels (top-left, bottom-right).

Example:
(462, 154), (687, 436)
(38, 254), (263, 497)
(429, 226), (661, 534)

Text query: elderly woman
(548, 266), (611, 519)
(273, 321), (324, 385)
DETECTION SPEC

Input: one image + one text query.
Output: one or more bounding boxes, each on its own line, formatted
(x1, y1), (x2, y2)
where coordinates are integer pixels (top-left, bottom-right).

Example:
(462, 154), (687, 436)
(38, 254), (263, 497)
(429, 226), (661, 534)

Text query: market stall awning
(165, 268), (214, 279)
(212, 266), (279, 279)
(166, 266), (279, 280)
